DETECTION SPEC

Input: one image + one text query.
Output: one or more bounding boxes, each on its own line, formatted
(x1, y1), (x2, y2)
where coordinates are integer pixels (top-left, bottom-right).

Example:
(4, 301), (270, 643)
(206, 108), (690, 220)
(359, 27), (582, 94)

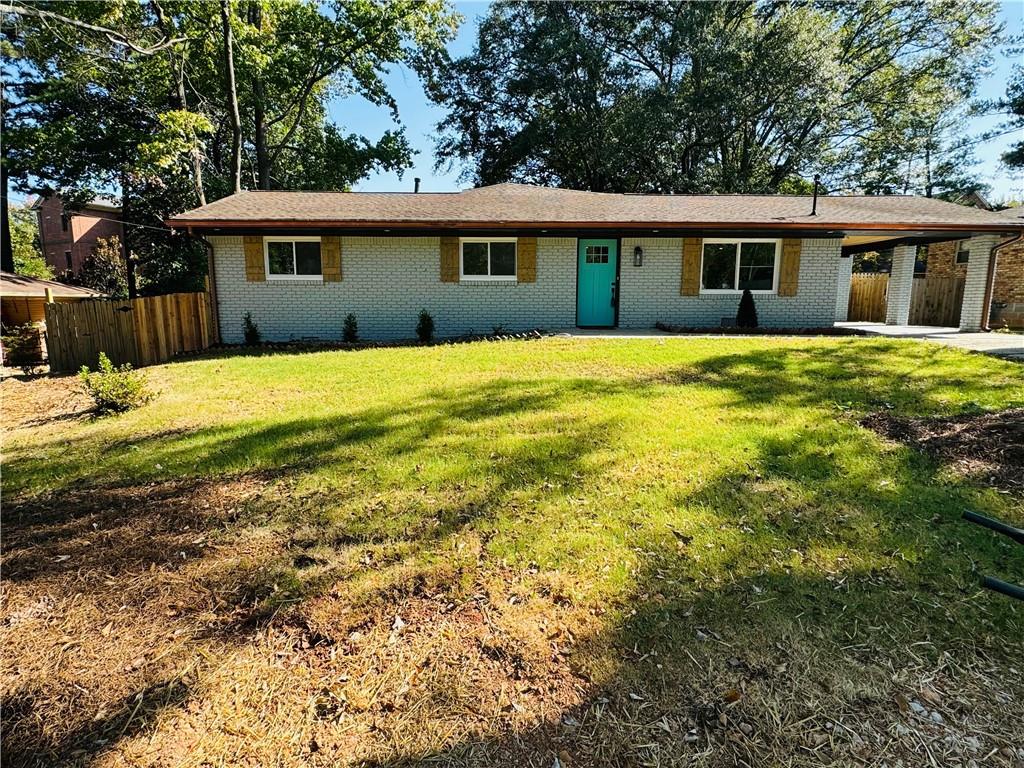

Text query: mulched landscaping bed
(861, 408), (1024, 493)
(182, 329), (551, 358)
(655, 322), (866, 336)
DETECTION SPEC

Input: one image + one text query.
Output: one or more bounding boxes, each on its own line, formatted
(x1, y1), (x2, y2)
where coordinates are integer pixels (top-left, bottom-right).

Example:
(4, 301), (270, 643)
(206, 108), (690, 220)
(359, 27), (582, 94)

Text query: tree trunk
(1, 156), (14, 273)
(924, 134), (933, 198)
(249, 2), (270, 189)
(254, 83), (268, 188)
(176, 53), (207, 205)
(121, 169), (138, 299)
(221, 0), (242, 194)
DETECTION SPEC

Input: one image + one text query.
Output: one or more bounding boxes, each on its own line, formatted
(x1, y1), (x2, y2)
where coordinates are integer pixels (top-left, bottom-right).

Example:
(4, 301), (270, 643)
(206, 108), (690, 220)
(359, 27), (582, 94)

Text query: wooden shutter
(778, 238), (801, 296)
(517, 237), (537, 282)
(244, 235), (266, 282)
(440, 236), (459, 282)
(680, 237), (702, 296)
(322, 236), (342, 282)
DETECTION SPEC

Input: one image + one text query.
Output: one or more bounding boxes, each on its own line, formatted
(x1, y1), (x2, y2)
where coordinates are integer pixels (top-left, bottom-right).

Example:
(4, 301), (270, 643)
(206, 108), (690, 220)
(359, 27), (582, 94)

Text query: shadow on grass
(358, 428), (1024, 767)
(2, 377), (620, 583)
(2, 343), (1022, 767)
(1, 376), (618, 766)
(1, 680), (191, 768)
(638, 341), (1023, 415)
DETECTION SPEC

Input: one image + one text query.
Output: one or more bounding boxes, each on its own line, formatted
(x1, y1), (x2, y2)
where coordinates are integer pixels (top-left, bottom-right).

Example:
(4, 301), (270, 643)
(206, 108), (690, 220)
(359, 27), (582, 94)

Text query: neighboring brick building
(31, 194), (125, 276)
(926, 207), (1024, 328)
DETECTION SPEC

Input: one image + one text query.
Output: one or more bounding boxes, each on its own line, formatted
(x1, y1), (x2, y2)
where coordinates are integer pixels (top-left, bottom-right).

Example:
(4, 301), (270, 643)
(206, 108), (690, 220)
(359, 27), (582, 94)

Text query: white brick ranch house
(166, 184), (1023, 343)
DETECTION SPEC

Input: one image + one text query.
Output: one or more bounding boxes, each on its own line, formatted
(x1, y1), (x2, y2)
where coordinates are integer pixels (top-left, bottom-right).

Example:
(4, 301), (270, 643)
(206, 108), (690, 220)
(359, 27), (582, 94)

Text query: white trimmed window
(955, 241), (970, 265)
(460, 237), (517, 281)
(265, 236), (322, 279)
(700, 238), (780, 293)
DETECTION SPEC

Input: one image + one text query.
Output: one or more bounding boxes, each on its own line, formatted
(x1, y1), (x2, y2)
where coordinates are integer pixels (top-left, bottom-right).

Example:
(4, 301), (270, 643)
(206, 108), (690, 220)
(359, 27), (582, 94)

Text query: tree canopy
(428, 0), (1001, 197)
(6, 202), (51, 279)
(998, 62), (1023, 169)
(1, 0), (459, 294)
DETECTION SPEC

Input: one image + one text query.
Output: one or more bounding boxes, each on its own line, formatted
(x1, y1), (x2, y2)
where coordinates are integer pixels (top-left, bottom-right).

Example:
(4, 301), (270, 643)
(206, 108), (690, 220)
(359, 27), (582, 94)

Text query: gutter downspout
(982, 232), (1022, 331)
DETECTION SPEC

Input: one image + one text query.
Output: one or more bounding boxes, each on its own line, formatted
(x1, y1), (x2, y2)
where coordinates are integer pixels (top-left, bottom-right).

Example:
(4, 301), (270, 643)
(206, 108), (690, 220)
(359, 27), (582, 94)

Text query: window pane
(738, 242), (776, 290)
(463, 242), (489, 275)
(586, 245), (608, 264)
(267, 242), (294, 275)
(702, 243), (736, 290)
(295, 241), (322, 275)
(490, 242), (516, 275)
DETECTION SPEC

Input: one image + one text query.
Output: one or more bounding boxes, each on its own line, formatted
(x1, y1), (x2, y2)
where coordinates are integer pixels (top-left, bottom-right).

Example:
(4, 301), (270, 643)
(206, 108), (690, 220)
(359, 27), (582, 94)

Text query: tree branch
(0, 2), (186, 55)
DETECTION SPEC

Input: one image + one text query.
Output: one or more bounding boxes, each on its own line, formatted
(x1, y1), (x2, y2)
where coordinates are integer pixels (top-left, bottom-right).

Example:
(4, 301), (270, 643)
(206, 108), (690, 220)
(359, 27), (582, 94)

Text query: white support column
(885, 245), (917, 325)
(959, 234), (999, 332)
(834, 254), (854, 322)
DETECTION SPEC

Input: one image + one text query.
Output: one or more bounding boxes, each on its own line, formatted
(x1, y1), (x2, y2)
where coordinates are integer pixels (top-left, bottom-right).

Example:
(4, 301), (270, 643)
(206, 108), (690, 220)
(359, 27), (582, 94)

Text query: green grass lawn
(3, 337), (1023, 767)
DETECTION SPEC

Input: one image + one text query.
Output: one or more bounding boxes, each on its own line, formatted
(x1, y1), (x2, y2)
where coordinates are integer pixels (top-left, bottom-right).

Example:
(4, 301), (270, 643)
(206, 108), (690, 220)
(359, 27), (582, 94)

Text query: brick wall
(210, 236), (578, 342)
(618, 237), (844, 328)
(925, 241), (968, 280)
(35, 196), (125, 275)
(926, 237), (1024, 328)
(834, 252), (854, 322)
(210, 235), (847, 342)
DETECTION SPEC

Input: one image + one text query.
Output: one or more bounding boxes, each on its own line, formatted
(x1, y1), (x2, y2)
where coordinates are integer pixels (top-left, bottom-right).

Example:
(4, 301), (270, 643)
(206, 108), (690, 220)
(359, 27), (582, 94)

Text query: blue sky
(336, 0), (1024, 202)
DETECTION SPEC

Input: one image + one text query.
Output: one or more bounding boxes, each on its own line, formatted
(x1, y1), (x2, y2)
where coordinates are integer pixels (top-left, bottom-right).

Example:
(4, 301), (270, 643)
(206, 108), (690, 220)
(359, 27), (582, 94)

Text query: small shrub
(416, 309), (434, 343)
(491, 324), (506, 336)
(736, 289), (759, 328)
(242, 312), (261, 345)
(343, 313), (359, 343)
(1, 323), (43, 366)
(79, 352), (152, 413)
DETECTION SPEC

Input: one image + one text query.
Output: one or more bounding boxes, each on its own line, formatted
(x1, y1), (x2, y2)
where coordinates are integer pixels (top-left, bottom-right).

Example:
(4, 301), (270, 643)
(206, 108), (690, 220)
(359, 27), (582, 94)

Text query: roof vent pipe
(414, 177), (421, 193)
(811, 174), (820, 216)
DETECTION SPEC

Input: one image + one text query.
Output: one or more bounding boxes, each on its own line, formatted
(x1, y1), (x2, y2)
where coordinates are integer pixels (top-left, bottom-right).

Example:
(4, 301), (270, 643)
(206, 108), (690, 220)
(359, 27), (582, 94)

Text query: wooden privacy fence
(45, 292), (215, 372)
(909, 276), (965, 327)
(847, 273), (889, 322)
(847, 274), (965, 327)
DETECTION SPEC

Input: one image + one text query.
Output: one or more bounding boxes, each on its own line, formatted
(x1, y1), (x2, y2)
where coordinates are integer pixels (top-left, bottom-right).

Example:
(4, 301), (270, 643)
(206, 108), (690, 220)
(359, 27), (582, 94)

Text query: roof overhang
(838, 229), (1024, 256)
(168, 219), (1021, 243)
(167, 217), (1020, 231)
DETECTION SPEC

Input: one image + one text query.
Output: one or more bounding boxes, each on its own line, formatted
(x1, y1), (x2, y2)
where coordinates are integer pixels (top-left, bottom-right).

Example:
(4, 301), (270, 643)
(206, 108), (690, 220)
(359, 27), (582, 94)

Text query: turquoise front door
(577, 239), (618, 327)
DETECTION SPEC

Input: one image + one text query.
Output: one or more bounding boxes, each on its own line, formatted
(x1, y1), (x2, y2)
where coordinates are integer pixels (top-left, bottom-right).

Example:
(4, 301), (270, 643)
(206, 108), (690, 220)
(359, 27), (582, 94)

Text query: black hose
(963, 510), (1024, 545)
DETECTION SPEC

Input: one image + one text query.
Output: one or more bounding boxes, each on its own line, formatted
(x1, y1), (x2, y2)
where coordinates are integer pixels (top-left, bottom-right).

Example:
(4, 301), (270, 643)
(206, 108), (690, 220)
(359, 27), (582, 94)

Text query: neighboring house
(31, 194), (125, 276)
(0, 271), (105, 363)
(926, 207), (1024, 329)
(165, 184), (1023, 342)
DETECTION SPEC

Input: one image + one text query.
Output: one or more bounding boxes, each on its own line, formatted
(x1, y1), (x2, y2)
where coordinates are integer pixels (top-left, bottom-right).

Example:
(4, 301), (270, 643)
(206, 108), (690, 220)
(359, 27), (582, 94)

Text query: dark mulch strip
(655, 322), (866, 336)
(173, 329), (551, 361)
(861, 408), (1024, 493)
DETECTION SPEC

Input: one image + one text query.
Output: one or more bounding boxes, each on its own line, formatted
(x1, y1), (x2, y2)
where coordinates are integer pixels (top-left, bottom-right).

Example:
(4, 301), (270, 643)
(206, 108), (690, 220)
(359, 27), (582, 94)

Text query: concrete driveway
(837, 322), (1024, 361)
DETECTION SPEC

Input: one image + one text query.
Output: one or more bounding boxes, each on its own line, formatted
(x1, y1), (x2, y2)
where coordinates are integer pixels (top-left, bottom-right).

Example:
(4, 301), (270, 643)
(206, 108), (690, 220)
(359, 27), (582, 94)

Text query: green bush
(79, 352), (153, 413)
(736, 289), (759, 328)
(416, 309), (434, 343)
(1, 323), (43, 366)
(242, 312), (261, 345)
(343, 313), (359, 343)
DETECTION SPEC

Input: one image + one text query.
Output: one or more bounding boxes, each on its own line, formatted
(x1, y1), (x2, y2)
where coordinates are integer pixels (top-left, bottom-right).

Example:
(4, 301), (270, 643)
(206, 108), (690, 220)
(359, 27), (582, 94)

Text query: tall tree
(428, 0), (1000, 195)
(2, 0), (459, 293)
(220, 0), (242, 193)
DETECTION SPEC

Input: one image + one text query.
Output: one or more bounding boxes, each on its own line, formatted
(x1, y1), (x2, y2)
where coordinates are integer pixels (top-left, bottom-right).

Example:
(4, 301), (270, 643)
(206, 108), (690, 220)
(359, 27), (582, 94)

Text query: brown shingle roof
(0, 272), (106, 299)
(994, 206), (1024, 224)
(166, 183), (1024, 233)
